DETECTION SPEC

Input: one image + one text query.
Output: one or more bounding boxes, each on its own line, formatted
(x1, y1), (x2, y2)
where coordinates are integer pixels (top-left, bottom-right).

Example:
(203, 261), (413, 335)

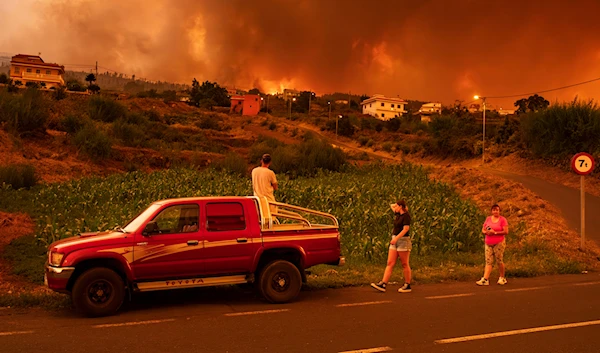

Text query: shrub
(248, 136), (285, 163)
(72, 125), (112, 160)
(112, 119), (147, 147)
(0, 73), (8, 84)
(59, 114), (89, 135)
(66, 79), (86, 92)
(195, 114), (221, 130)
(0, 87), (49, 134)
(0, 164), (38, 189)
(382, 142), (393, 152)
(520, 100), (600, 157)
(52, 86), (68, 101)
(212, 152), (248, 176)
(358, 136), (369, 146)
(268, 121), (277, 130)
(88, 96), (127, 122)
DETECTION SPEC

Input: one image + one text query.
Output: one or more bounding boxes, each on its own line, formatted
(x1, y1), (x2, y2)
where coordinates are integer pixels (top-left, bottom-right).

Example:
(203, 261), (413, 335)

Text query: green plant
(0, 87), (49, 134)
(520, 100), (600, 157)
(72, 124), (112, 160)
(212, 152), (248, 176)
(88, 96), (127, 122)
(60, 114), (89, 135)
(0, 164), (38, 189)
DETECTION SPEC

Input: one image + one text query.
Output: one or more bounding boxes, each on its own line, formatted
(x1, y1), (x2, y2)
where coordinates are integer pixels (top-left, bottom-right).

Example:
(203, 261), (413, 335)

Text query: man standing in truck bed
(252, 154), (278, 207)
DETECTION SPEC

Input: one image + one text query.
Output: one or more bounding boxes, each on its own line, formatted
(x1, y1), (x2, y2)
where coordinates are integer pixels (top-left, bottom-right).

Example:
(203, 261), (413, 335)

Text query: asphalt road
(1, 274), (599, 353)
(486, 169), (600, 246)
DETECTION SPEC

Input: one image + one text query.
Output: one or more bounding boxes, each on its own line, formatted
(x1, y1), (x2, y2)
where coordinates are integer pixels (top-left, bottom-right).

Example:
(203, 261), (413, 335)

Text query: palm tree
(85, 73), (96, 87)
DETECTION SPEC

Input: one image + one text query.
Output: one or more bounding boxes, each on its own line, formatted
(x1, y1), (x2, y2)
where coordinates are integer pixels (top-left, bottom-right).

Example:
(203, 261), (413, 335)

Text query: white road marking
(93, 319), (176, 328)
(574, 281), (600, 286)
(505, 286), (549, 292)
(0, 330), (34, 337)
(224, 309), (290, 316)
(338, 346), (393, 353)
(435, 319), (600, 344)
(426, 293), (475, 299)
(336, 300), (393, 307)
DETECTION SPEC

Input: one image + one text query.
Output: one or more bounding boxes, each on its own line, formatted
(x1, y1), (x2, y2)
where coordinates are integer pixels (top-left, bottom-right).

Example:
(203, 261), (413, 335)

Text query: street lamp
(328, 101), (331, 120)
(474, 95), (487, 164)
(336, 115), (342, 140)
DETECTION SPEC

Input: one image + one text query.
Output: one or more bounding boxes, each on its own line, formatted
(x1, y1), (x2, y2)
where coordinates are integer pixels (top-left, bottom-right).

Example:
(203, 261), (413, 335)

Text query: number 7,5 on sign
(571, 152), (595, 175)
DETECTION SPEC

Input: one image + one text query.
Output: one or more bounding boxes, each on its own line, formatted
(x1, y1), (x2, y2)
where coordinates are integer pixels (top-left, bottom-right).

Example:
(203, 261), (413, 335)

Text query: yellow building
(9, 54), (65, 88)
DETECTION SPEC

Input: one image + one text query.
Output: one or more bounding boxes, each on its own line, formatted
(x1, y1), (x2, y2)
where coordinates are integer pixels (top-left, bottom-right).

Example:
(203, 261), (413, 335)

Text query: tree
(292, 91), (311, 113)
(66, 79), (86, 92)
(88, 84), (101, 94)
(40, 82), (47, 88)
(189, 79), (230, 108)
(514, 94), (550, 114)
(248, 88), (263, 95)
(0, 73), (8, 84)
(14, 80), (23, 86)
(85, 73), (96, 86)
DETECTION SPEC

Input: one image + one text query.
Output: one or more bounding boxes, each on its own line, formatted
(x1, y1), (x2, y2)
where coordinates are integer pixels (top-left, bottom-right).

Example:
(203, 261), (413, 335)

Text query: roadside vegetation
(2, 163), (593, 295)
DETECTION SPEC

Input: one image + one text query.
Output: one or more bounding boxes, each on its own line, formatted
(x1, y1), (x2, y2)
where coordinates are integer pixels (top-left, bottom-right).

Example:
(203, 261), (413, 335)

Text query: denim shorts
(389, 236), (412, 252)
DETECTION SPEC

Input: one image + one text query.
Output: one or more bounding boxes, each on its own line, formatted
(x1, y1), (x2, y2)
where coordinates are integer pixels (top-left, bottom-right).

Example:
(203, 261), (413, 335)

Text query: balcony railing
(13, 72), (64, 84)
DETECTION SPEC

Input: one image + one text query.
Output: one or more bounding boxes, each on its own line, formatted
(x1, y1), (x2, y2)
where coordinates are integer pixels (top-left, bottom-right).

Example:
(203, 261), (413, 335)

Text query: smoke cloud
(2, 0), (600, 107)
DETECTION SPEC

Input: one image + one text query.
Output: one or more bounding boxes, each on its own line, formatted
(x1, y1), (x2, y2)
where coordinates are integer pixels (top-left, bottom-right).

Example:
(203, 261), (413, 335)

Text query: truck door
(131, 203), (203, 280)
(200, 201), (260, 275)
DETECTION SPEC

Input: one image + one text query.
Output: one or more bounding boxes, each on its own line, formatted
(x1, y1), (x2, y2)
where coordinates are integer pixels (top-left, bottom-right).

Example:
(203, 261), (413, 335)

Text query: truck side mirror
(142, 221), (159, 236)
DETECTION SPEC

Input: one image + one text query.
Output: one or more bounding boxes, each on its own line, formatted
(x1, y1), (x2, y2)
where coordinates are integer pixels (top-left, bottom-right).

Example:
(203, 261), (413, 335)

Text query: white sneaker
(476, 277), (489, 286)
(497, 277), (507, 285)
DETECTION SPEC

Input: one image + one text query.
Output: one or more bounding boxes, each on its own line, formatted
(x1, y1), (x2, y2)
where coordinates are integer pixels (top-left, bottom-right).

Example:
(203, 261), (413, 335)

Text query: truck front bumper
(45, 265), (75, 293)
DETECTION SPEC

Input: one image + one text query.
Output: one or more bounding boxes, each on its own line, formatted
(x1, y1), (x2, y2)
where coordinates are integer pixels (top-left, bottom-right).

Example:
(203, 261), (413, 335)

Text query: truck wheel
(72, 268), (125, 317)
(259, 260), (302, 303)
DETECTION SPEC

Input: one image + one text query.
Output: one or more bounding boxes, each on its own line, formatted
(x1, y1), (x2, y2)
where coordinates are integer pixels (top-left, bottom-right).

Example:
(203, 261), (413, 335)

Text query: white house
(418, 102), (442, 115)
(360, 94), (408, 120)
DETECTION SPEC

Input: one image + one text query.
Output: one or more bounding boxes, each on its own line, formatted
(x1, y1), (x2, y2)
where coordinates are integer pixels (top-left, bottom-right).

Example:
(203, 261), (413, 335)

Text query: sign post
(570, 152), (596, 250)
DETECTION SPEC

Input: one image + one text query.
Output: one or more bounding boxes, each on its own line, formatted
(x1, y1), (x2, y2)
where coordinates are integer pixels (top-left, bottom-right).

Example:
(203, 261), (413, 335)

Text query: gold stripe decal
(263, 234), (338, 243)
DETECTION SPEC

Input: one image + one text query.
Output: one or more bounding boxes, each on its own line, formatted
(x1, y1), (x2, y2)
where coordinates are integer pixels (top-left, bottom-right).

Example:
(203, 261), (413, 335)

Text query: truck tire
(72, 267), (125, 317)
(258, 260), (302, 303)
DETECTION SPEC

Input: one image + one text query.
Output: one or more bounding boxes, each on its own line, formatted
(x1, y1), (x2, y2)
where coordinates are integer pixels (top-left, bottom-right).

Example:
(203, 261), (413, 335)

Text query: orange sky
(2, 0), (600, 108)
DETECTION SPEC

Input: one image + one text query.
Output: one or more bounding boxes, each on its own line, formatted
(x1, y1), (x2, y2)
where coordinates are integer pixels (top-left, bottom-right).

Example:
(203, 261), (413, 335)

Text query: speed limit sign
(571, 152), (595, 175)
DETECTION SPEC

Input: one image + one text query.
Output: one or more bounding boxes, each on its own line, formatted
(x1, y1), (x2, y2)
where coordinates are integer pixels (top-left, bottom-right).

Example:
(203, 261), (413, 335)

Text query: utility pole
(308, 90), (312, 116)
(95, 61), (98, 78)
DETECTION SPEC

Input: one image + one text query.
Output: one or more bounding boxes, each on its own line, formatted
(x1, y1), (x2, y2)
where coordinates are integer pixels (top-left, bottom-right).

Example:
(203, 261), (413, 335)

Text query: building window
(391, 104), (395, 108)
(35, 69), (40, 74)
(369, 104), (372, 108)
(381, 103), (385, 107)
(46, 70), (51, 74)
(14, 67), (20, 73)
(381, 113), (385, 118)
(26, 68), (32, 73)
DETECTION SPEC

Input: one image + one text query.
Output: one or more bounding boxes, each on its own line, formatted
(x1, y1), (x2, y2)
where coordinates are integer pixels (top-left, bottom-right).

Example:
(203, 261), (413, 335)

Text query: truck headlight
(49, 252), (65, 266)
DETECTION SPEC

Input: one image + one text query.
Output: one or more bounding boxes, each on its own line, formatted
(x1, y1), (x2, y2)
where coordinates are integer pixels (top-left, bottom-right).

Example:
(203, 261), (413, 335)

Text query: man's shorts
(485, 240), (506, 265)
(389, 236), (412, 252)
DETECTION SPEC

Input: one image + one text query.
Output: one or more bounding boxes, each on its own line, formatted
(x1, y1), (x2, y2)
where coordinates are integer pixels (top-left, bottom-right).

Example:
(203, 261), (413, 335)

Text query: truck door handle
(187, 240), (199, 246)
(236, 238), (248, 243)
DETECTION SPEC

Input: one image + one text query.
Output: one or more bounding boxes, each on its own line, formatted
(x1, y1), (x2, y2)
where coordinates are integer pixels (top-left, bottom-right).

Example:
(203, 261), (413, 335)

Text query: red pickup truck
(45, 196), (344, 316)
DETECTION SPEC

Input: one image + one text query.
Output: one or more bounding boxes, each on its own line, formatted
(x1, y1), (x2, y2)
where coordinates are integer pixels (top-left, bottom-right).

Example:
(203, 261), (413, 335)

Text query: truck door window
(206, 202), (246, 232)
(150, 204), (199, 234)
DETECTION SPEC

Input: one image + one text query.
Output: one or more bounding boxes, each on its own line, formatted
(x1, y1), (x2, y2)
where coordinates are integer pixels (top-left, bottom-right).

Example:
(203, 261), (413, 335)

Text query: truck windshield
(122, 204), (162, 233)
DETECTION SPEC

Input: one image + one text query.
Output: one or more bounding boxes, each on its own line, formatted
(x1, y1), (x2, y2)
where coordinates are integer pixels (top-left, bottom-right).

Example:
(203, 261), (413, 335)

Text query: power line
(485, 76), (600, 99)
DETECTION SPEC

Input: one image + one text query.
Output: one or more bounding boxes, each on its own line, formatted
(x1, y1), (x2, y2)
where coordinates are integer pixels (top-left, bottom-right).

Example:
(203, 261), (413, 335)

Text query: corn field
(3, 163), (485, 263)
